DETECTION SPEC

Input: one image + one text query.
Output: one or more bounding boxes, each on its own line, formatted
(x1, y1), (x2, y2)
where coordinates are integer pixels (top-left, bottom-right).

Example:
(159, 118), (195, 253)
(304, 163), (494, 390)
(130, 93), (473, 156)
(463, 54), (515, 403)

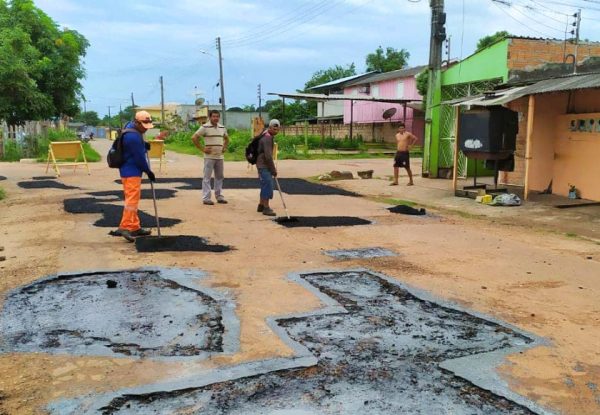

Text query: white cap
(269, 119), (281, 127)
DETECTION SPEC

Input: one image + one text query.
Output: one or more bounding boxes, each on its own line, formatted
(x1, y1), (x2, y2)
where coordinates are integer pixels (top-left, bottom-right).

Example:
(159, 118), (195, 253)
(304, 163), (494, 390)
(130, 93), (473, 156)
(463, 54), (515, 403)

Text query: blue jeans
(258, 168), (274, 200)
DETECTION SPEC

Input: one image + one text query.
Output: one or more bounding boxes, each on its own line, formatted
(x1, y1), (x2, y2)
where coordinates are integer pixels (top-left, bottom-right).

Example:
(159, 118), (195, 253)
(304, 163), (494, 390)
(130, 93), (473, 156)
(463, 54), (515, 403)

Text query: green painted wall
(442, 40), (510, 85)
(425, 39), (510, 177)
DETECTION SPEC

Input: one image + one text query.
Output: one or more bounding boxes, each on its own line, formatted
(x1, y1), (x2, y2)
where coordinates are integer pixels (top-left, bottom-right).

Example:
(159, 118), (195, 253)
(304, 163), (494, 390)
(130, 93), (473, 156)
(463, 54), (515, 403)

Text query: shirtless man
(390, 122), (418, 186)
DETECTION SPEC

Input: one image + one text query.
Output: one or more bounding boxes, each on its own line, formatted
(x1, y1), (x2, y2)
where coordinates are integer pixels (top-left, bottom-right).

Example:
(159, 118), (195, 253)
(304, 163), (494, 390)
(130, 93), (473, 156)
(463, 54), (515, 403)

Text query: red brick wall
(508, 38), (600, 71)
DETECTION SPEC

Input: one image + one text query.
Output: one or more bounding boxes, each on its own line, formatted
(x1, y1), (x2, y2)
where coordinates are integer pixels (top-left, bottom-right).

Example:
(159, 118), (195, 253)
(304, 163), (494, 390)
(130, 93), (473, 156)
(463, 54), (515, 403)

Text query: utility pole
(257, 83), (262, 119)
(159, 76), (165, 126)
(423, 0), (446, 178)
(83, 97), (87, 113)
(216, 37), (226, 125)
(573, 9), (581, 74)
(119, 104), (123, 128)
(107, 106), (115, 139)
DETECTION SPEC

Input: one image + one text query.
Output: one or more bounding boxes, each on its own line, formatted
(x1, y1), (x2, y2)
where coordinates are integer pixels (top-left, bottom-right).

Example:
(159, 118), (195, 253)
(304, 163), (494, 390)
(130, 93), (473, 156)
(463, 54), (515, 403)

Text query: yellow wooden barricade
(45, 141), (90, 177)
(148, 140), (166, 173)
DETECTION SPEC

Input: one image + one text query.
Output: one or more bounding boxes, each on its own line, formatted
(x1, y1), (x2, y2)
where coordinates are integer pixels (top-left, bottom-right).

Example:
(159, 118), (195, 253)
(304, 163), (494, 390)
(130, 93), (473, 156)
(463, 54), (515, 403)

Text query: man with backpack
(115, 111), (156, 242)
(255, 119), (281, 216)
(192, 110), (229, 205)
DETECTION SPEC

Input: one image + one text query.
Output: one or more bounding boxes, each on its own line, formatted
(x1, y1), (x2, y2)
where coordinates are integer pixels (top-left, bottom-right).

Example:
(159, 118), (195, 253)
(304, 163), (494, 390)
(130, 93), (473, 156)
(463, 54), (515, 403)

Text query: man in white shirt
(192, 110), (229, 205)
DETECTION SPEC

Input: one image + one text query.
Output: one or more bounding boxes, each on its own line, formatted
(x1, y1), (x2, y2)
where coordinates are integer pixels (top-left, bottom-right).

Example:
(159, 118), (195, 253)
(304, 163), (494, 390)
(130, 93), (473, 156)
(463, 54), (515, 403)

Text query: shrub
(1, 140), (22, 161)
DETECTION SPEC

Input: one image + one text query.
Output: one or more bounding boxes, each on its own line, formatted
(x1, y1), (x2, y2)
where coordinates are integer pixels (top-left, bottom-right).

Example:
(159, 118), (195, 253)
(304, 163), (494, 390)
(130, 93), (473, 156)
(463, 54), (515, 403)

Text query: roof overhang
(268, 92), (421, 104)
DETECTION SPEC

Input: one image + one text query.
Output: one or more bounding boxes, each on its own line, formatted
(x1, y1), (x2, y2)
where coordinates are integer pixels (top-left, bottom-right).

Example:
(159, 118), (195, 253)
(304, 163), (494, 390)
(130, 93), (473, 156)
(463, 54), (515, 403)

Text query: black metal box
(458, 107), (518, 154)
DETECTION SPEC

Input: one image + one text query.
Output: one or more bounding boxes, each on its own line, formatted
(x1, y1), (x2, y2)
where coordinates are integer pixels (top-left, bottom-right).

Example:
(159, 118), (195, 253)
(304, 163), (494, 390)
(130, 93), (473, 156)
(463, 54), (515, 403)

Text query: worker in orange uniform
(117, 111), (156, 242)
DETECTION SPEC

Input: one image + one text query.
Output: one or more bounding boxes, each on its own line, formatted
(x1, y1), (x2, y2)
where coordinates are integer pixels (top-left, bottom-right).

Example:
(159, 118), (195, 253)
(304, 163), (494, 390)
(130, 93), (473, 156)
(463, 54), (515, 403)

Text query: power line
(490, 0), (556, 37)
(491, 0), (568, 33)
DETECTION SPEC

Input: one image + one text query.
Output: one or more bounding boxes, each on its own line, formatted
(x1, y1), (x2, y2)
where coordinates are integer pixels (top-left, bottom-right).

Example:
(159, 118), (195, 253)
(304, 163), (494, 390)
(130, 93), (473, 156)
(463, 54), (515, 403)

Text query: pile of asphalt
(275, 216), (372, 228)
(31, 176), (57, 180)
(63, 198), (181, 228)
(115, 177), (360, 197)
(0, 176), (6, 181)
(100, 270), (535, 415)
(0, 270), (224, 358)
(17, 180), (80, 190)
(388, 205), (427, 215)
(135, 236), (231, 253)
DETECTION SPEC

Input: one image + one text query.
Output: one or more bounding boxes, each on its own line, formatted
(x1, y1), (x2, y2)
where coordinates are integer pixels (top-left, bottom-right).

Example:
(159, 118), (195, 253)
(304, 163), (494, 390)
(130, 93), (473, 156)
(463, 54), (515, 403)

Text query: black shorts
(394, 151), (410, 168)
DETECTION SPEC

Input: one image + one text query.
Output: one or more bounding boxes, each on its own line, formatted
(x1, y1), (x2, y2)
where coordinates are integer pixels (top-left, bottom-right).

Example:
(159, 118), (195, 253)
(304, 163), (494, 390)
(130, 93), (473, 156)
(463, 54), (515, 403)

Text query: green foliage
(101, 105), (136, 128)
(365, 46), (409, 72)
(304, 64), (356, 90)
(416, 69), (429, 98)
(1, 140), (22, 161)
(0, 186), (5, 200)
(0, 0), (89, 124)
(35, 128), (100, 162)
(72, 110), (100, 126)
(476, 31), (511, 52)
(264, 100), (311, 125)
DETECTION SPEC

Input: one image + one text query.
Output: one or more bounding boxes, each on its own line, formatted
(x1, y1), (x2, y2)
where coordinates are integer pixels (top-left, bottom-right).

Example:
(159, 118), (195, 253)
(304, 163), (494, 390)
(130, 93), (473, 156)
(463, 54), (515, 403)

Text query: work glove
(147, 171), (156, 182)
(144, 141), (151, 151)
(272, 170), (278, 177)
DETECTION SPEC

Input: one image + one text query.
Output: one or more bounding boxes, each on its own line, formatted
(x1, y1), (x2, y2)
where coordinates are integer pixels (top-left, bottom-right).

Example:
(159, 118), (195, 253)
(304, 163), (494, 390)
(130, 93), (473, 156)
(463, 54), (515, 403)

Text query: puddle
(89, 270), (540, 415)
(275, 217), (371, 228)
(324, 247), (397, 260)
(0, 269), (226, 358)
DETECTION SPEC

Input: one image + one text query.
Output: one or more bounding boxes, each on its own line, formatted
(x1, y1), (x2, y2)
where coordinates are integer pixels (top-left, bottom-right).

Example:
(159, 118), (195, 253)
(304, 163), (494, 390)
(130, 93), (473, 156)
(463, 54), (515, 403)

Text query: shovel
(274, 176), (293, 221)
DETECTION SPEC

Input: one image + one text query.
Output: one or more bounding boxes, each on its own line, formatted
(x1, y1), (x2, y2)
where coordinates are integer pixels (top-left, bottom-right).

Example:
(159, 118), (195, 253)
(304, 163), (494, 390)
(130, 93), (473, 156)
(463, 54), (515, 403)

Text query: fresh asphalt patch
(115, 177), (360, 197)
(275, 216), (372, 228)
(134, 236), (232, 253)
(88, 189), (178, 200)
(0, 176), (6, 181)
(388, 205), (427, 215)
(18, 180), (80, 190)
(31, 176), (58, 180)
(63, 198), (181, 228)
(96, 270), (539, 415)
(0, 270), (224, 358)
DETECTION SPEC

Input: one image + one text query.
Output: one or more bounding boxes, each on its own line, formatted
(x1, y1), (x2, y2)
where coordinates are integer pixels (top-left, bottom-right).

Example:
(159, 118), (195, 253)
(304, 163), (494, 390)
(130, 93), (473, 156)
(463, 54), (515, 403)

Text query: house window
(371, 85), (379, 98)
(397, 81), (405, 99)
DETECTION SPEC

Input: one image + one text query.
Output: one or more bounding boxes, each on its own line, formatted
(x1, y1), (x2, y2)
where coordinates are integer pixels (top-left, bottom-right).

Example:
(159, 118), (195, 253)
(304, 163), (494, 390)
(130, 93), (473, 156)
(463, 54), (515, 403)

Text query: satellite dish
(382, 108), (397, 120)
(195, 97), (205, 106)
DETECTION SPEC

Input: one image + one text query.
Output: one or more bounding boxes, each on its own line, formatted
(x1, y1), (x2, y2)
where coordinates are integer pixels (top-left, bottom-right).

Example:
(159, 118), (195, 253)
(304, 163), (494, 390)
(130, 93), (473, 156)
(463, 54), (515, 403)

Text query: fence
(282, 118), (425, 146)
(0, 120), (63, 159)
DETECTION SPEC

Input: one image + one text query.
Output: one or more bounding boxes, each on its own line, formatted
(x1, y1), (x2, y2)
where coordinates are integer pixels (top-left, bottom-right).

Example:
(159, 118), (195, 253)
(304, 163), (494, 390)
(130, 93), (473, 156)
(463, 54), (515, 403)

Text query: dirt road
(0, 140), (599, 414)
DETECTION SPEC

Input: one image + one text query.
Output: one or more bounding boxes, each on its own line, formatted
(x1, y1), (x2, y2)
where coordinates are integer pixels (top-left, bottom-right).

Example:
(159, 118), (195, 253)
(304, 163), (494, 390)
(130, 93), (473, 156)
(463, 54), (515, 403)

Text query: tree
(476, 31), (511, 52)
(73, 111), (100, 126)
(416, 69), (429, 98)
(0, 0), (89, 125)
(303, 64), (356, 91)
(264, 99), (310, 126)
(365, 46), (409, 73)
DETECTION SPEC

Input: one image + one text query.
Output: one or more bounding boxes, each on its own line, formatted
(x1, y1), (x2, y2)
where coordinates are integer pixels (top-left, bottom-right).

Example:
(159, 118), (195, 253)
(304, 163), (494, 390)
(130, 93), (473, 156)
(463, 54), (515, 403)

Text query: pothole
(274, 216), (371, 228)
(0, 269), (230, 358)
(91, 270), (541, 415)
(18, 180), (80, 190)
(324, 247), (397, 260)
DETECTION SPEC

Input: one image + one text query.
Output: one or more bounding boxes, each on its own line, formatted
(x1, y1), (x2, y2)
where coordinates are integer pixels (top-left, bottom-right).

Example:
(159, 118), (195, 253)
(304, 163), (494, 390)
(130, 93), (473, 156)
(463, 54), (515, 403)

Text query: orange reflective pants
(119, 176), (142, 231)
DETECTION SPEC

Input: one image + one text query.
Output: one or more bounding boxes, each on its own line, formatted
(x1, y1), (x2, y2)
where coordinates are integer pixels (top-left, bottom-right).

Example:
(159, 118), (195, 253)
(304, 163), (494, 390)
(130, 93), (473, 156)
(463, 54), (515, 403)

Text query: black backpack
(245, 129), (267, 165)
(107, 128), (137, 168)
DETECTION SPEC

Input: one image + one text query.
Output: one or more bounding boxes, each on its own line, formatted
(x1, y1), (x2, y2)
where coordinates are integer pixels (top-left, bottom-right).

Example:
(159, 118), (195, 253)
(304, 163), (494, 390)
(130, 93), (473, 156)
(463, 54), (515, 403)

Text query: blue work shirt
(118, 122), (151, 178)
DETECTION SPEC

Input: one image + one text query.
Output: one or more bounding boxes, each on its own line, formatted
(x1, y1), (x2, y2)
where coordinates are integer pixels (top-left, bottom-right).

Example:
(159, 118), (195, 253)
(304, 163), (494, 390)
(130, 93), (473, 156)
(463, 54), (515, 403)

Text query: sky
(33, 0), (600, 117)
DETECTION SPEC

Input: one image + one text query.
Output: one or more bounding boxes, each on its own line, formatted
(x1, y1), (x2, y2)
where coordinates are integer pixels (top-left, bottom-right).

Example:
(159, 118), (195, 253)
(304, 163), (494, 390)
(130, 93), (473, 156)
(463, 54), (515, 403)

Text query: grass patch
(0, 187), (5, 200)
(1, 129), (100, 162)
(566, 232), (578, 238)
(369, 196), (417, 207)
(163, 128), (400, 161)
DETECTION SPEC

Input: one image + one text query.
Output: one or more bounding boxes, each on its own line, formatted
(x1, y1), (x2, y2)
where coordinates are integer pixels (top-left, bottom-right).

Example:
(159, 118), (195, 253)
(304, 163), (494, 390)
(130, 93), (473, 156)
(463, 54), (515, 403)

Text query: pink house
(342, 66), (426, 143)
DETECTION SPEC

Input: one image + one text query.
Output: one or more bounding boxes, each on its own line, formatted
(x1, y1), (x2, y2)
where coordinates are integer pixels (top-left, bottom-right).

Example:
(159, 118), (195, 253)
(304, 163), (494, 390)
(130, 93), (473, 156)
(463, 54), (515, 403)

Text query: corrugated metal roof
(306, 71), (379, 92)
(345, 65), (428, 87)
(445, 73), (600, 107)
